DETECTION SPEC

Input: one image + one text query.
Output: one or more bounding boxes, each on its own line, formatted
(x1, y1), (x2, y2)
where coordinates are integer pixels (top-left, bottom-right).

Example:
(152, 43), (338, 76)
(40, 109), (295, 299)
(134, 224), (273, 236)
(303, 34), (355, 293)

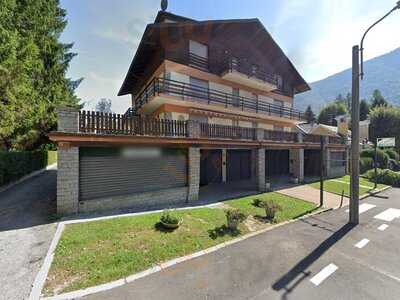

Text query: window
(230, 56), (239, 71)
(189, 40), (208, 58)
(251, 65), (258, 76)
(273, 99), (284, 107)
(276, 75), (283, 89)
(232, 88), (240, 107)
(189, 77), (209, 102)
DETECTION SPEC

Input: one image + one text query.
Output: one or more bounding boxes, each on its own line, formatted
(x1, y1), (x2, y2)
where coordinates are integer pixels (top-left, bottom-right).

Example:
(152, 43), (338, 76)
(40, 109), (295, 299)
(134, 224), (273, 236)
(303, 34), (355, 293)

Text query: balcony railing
(79, 111), (187, 137)
(264, 130), (298, 143)
(188, 52), (208, 71)
(222, 56), (279, 87)
(200, 123), (256, 140)
(126, 77), (304, 120)
(78, 110), (344, 145)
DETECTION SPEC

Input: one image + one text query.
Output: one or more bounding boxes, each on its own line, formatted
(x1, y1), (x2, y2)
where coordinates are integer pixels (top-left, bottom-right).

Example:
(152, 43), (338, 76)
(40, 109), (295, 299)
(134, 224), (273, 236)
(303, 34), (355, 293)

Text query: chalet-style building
(50, 11), (347, 214)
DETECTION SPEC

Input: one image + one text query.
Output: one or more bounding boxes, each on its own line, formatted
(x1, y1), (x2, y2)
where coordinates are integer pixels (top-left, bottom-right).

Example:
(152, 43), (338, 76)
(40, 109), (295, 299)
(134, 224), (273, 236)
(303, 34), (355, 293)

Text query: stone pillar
(57, 146), (79, 214)
(222, 149), (227, 183)
(255, 148), (266, 192)
(290, 148), (304, 183)
(57, 107), (79, 133)
(187, 120), (201, 138)
(188, 147), (200, 202)
(256, 128), (264, 141)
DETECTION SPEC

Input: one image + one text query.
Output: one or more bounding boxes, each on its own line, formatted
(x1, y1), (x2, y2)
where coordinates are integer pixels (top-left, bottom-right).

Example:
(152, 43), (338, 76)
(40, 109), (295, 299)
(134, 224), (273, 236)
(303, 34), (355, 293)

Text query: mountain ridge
(294, 47), (400, 112)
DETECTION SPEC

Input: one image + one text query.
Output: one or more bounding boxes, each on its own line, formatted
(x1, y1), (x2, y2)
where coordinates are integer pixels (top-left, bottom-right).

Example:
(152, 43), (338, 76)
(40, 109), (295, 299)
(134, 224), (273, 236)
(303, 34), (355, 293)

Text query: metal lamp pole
(350, 1), (400, 224)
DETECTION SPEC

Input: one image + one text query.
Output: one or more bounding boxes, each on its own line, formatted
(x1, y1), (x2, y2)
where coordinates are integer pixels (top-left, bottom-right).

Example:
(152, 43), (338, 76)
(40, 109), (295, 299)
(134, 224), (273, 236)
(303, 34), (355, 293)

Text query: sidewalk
(278, 185), (348, 209)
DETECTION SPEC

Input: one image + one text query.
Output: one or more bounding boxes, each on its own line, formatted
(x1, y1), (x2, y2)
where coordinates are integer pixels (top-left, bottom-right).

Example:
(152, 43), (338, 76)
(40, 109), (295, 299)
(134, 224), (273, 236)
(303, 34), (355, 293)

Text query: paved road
(84, 188), (400, 300)
(0, 170), (57, 300)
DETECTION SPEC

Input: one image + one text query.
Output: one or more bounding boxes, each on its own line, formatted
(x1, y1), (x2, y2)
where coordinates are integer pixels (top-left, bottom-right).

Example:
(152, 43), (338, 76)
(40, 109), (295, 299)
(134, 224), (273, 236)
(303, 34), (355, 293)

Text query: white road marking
(378, 224), (389, 231)
(374, 208), (400, 222)
(310, 263), (338, 286)
(355, 238), (370, 249)
(345, 203), (376, 214)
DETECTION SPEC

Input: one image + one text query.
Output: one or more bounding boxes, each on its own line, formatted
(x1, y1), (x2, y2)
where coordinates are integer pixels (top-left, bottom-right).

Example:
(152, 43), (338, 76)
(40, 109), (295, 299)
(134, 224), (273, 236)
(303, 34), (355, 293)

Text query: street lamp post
(350, 1), (400, 224)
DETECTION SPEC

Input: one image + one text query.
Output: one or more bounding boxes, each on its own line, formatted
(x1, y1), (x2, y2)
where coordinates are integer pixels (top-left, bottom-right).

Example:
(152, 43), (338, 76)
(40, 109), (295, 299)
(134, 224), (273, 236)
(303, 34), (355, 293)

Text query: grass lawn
(309, 175), (388, 197)
(224, 192), (318, 223)
(44, 192), (317, 296)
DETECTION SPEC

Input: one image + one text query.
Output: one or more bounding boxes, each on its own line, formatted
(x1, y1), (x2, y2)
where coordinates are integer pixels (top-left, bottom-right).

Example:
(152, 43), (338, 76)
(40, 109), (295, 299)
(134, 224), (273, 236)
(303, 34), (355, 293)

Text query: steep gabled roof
(118, 11), (310, 96)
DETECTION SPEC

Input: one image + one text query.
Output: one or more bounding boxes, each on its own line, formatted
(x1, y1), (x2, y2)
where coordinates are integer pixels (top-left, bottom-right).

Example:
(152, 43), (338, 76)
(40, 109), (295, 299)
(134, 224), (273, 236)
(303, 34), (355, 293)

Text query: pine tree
(370, 89), (388, 109)
(304, 105), (316, 123)
(0, 0), (81, 150)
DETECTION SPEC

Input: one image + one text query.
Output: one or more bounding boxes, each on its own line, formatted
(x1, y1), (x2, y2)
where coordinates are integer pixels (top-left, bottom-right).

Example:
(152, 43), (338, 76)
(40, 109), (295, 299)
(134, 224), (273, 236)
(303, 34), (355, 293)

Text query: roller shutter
(79, 147), (187, 201)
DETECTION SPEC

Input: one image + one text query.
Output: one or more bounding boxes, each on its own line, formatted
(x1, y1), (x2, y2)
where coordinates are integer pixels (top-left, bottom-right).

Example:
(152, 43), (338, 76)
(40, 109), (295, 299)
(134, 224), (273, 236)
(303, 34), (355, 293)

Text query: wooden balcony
(78, 110), (343, 147)
(125, 77), (304, 120)
(220, 56), (278, 92)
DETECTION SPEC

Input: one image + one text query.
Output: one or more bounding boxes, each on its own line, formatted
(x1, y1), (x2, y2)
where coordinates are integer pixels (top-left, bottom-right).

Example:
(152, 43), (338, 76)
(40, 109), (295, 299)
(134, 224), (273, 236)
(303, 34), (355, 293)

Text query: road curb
(34, 206), (329, 300)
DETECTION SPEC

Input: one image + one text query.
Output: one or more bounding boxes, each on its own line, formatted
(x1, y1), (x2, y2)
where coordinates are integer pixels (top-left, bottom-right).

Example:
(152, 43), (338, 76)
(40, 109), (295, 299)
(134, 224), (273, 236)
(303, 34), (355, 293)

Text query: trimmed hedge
(0, 150), (57, 186)
(365, 168), (400, 187)
(360, 157), (374, 174)
(360, 149), (389, 169)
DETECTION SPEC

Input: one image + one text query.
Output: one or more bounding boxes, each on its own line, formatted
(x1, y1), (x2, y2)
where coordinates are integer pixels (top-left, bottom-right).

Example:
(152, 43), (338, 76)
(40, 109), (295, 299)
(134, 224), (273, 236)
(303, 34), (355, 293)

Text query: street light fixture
(350, 1), (400, 224)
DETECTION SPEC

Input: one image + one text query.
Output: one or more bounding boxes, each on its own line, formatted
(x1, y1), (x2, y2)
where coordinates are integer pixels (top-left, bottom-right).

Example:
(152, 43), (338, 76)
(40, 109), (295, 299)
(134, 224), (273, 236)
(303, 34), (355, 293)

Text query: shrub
(360, 149), (389, 168)
(365, 168), (400, 187)
(384, 148), (400, 161)
(225, 209), (246, 230)
(388, 159), (400, 171)
(0, 150), (56, 186)
(360, 157), (374, 174)
(259, 200), (282, 221)
(252, 198), (262, 207)
(160, 210), (180, 225)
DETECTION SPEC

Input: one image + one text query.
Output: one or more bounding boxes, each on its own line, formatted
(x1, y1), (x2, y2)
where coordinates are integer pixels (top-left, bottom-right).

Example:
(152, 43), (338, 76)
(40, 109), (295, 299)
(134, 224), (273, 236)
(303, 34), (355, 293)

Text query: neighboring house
(50, 10), (347, 215)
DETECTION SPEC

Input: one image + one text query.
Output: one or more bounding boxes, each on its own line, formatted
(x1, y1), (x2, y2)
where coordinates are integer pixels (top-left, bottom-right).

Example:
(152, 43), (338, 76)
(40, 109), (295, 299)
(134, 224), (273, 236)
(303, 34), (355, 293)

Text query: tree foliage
(359, 99), (370, 121)
(95, 98), (112, 113)
(0, 0), (81, 150)
(304, 105), (315, 123)
(317, 102), (347, 126)
(370, 89), (388, 109)
(369, 106), (400, 150)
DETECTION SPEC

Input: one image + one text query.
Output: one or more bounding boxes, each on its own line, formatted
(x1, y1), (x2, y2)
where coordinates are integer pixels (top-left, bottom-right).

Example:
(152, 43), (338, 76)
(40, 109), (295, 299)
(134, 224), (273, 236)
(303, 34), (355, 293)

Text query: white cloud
(275, 0), (400, 82)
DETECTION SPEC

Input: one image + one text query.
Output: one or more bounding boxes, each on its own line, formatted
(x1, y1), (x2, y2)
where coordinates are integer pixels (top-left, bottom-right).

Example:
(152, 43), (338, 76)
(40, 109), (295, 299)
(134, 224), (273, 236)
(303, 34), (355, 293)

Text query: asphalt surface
(83, 188), (400, 300)
(0, 170), (57, 300)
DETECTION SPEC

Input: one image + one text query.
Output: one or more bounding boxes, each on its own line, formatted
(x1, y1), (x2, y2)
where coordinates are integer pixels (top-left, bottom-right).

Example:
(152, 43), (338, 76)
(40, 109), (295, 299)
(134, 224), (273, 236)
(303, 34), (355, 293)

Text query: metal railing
(126, 77), (304, 120)
(222, 56), (279, 87)
(200, 123), (256, 140)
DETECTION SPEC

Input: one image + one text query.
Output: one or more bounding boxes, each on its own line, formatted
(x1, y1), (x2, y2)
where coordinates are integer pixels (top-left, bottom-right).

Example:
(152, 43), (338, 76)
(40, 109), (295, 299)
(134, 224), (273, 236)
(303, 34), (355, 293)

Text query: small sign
(377, 137), (395, 147)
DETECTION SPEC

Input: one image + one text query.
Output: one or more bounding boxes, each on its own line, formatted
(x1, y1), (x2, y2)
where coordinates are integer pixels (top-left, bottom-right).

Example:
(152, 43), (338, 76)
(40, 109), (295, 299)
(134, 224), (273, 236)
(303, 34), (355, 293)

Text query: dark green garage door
(227, 150), (252, 182)
(200, 149), (222, 185)
(266, 150), (289, 177)
(79, 147), (187, 201)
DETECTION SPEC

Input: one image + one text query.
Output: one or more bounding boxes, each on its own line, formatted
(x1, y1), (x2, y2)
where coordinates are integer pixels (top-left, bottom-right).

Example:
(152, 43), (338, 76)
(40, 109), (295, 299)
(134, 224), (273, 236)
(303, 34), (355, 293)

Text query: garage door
(79, 147), (187, 201)
(227, 150), (251, 182)
(304, 149), (321, 177)
(200, 150), (222, 185)
(266, 150), (289, 177)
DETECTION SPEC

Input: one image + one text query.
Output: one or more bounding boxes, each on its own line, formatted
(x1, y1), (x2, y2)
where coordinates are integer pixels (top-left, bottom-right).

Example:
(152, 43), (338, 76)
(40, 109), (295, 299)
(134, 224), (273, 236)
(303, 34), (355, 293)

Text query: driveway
(84, 188), (400, 300)
(278, 185), (348, 209)
(0, 170), (57, 300)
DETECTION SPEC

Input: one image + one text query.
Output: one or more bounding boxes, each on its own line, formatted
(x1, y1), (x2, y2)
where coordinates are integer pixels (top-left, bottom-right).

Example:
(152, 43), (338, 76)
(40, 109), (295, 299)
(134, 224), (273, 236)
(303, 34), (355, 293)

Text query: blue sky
(60, 0), (400, 113)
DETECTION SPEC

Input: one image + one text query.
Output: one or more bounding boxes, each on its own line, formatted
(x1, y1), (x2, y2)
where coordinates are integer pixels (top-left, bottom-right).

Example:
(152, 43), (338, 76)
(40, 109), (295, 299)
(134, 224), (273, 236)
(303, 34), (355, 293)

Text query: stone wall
(57, 147), (79, 214)
(187, 147), (200, 202)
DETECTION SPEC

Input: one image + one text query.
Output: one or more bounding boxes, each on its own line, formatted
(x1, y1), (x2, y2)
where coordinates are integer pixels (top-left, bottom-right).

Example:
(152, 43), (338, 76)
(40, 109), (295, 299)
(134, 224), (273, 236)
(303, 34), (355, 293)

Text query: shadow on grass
(208, 225), (241, 240)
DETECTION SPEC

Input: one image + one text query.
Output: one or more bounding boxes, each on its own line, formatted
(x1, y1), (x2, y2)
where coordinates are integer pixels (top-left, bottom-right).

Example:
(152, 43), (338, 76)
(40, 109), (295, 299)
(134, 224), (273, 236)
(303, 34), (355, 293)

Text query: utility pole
(320, 136), (324, 207)
(350, 1), (400, 225)
(374, 138), (379, 189)
(350, 45), (360, 224)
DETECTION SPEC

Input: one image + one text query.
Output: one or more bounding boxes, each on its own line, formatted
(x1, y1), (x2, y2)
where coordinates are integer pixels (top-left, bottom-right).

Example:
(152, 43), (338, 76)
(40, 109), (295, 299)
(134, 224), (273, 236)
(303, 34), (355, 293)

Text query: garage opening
(200, 149), (222, 186)
(304, 149), (322, 177)
(266, 149), (289, 177)
(226, 149), (252, 182)
(79, 147), (187, 201)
